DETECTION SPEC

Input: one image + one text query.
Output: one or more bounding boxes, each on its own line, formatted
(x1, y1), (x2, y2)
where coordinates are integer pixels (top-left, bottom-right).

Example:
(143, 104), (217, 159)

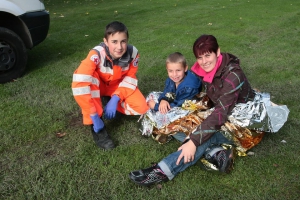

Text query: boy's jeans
(158, 132), (232, 180)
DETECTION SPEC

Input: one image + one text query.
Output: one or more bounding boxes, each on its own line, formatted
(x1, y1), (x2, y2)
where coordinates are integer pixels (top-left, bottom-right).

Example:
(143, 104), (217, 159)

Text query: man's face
(104, 32), (128, 59)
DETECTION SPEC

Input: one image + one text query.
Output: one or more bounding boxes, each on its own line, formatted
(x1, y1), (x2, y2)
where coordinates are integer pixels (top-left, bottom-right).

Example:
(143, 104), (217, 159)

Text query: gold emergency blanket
(152, 109), (265, 156)
(151, 94), (212, 144)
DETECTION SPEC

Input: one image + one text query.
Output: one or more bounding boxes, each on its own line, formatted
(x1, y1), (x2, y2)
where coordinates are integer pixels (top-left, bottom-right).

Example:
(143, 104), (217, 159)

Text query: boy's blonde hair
(166, 52), (187, 68)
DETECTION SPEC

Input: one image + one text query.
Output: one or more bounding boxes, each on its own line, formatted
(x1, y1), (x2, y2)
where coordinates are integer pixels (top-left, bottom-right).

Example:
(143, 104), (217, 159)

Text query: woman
(129, 34), (255, 186)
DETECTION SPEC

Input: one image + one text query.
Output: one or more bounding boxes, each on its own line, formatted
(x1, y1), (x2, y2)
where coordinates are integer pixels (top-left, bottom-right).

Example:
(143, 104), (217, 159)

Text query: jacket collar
(99, 42), (132, 68)
(214, 53), (239, 78)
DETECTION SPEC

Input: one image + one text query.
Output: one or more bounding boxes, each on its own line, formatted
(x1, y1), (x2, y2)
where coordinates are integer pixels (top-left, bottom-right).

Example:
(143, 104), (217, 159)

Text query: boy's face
(103, 32), (128, 59)
(166, 62), (188, 85)
(196, 48), (220, 73)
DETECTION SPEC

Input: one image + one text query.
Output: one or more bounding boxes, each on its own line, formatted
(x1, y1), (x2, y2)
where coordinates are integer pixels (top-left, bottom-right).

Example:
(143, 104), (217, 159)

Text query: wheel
(0, 27), (28, 83)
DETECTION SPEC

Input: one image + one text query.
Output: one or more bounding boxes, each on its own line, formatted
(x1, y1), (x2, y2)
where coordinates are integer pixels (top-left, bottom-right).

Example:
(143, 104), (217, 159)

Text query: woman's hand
(176, 140), (196, 165)
(158, 100), (170, 114)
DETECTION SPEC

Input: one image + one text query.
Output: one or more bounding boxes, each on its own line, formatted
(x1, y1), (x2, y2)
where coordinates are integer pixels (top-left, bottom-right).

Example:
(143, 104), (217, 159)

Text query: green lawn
(1, 0), (299, 199)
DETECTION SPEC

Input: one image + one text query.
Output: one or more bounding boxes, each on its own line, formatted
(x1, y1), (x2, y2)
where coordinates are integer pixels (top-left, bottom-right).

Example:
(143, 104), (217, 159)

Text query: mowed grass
(0, 0), (299, 199)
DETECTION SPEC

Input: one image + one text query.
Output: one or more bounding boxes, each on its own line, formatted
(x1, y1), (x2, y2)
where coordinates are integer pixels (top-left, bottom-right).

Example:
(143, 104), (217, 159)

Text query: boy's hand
(147, 99), (156, 109)
(158, 100), (170, 114)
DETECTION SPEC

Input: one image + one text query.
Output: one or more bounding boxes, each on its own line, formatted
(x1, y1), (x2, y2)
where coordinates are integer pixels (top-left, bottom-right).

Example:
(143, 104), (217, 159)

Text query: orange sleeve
(112, 53), (140, 100)
(72, 50), (100, 124)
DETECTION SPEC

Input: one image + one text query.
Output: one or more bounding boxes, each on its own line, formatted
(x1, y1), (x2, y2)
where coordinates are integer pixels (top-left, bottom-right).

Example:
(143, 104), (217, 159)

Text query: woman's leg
(158, 132), (231, 180)
(129, 132), (232, 186)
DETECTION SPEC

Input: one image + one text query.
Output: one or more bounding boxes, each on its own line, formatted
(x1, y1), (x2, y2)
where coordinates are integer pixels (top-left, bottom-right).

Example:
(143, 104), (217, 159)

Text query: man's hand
(176, 140), (197, 165)
(158, 100), (170, 114)
(104, 95), (120, 119)
(90, 114), (104, 132)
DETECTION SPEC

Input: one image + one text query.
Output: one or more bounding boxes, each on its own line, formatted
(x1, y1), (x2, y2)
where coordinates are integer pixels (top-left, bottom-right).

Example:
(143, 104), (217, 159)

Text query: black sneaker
(129, 164), (168, 186)
(91, 126), (115, 150)
(213, 148), (234, 173)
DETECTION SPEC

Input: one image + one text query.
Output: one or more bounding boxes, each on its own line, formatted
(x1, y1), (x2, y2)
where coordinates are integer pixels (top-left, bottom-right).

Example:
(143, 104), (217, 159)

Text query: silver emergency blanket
(139, 92), (190, 136)
(228, 92), (289, 133)
(140, 91), (289, 153)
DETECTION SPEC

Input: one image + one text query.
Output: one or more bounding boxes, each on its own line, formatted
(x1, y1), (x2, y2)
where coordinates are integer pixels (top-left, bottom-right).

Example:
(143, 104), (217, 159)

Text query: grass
(1, 0), (299, 199)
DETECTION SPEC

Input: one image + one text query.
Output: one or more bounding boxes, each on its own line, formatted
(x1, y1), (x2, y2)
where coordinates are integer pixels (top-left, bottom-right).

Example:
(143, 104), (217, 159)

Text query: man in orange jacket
(72, 21), (148, 150)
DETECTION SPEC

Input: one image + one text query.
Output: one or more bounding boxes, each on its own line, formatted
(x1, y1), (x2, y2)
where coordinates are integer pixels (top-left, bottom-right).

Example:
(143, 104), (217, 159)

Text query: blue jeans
(158, 132), (232, 180)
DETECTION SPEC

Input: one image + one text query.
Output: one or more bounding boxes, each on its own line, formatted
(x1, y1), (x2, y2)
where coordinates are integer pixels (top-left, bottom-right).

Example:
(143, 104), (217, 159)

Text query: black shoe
(214, 148), (234, 173)
(129, 163), (168, 186)
(91, 126), (115, 150)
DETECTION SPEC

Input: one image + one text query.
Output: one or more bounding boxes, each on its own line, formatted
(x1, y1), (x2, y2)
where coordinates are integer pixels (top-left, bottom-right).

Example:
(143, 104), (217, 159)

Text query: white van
(0, 0), (50, 83)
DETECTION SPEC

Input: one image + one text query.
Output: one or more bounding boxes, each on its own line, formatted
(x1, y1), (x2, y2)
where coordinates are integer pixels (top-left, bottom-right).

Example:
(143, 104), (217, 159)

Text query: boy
(72, 21), (148, 150)
(148, 52), (201, 113)
(143, 52), (202, 142)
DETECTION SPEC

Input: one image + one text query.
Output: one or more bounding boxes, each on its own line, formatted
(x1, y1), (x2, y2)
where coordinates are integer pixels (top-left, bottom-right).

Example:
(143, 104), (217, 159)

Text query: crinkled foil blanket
(140, 92), (289, 157)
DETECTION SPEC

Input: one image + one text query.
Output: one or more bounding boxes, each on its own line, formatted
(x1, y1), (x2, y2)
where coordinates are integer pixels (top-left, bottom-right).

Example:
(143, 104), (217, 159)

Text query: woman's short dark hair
(104, 21), (129, 39)
(193, 35), (219, 58)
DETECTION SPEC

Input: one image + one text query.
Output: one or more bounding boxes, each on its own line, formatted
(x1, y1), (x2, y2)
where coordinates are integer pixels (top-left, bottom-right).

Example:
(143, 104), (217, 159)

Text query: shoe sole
(128, 173), (168, 186)
(97, 145), (115, 150)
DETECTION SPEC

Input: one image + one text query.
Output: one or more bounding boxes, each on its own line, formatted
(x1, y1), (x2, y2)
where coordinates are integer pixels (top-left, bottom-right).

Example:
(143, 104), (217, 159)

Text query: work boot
(91, 126), (115, 150)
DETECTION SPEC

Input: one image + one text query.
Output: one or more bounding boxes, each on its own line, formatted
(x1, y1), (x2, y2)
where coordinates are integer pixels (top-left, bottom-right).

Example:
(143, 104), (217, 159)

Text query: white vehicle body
(0, 0), (50, 83)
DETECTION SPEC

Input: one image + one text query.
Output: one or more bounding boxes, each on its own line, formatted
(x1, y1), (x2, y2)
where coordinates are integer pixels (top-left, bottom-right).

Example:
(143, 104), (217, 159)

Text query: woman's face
(196, 49), (220, 73)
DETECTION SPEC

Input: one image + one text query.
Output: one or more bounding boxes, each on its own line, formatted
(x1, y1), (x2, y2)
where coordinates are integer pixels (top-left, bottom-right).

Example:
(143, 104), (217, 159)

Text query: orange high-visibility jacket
(72, 42), (144, 124)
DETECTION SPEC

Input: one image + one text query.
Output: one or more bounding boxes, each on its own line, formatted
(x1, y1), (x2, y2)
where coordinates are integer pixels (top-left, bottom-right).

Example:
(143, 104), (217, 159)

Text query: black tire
(0, 27), (28, 83)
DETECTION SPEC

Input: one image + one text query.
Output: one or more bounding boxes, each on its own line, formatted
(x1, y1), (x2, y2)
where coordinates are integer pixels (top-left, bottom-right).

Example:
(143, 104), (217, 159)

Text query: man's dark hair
(104, 21), (129, 39)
